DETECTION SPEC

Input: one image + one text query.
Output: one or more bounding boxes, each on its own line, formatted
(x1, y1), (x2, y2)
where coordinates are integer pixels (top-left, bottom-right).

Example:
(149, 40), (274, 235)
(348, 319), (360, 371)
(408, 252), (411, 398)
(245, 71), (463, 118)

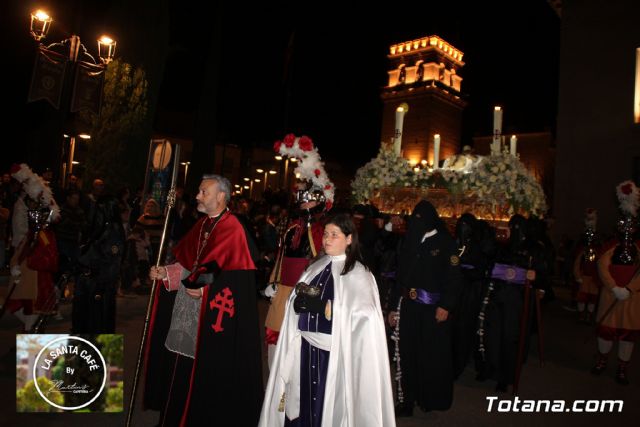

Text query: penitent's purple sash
(403, 288), (441, 305)
(491, 263), (527, 285)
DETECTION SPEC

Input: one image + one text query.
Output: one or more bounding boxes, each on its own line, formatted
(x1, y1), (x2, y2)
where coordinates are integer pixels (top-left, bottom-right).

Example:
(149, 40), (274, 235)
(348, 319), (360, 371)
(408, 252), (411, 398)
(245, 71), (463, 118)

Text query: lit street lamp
(28, 10), (117, 180)
(28, 10), (117, 110)
(29, 10), (52, 42)
(256, 168), (269, 191)
(267, 170), (277, 191)
(275, 155), (297, 188)
(250, 178), (260, 199)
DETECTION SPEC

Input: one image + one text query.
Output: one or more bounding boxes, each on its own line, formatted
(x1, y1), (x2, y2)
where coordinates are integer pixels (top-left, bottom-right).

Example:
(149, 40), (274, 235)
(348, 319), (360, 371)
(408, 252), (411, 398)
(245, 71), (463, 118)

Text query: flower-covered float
(351, 142), (547, 233)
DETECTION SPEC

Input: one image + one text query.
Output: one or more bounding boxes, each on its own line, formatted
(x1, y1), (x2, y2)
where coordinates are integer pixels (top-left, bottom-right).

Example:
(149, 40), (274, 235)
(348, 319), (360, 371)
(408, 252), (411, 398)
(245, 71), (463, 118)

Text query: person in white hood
(260, 212), (396, 427)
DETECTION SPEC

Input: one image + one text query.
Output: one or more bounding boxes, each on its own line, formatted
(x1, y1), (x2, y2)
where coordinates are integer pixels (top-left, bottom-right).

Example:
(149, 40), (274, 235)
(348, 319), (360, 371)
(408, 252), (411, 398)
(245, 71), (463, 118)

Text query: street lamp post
(243, 177), (251, 198)
(275, 156), (297, 189)
(250, 178), (260, 199)
(275, 155), (284, 188)
(256, 168), (268, 192)
(267, 170), (277, 191)
(62, 133), (91, 185)
(28, 10), (116, 181)
(181, 161), (191, 186)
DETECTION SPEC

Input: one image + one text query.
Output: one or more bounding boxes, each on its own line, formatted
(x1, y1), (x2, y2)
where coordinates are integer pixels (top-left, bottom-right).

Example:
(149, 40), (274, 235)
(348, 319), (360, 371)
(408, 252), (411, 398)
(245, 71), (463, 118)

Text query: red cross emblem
(209, 287), (235, 333)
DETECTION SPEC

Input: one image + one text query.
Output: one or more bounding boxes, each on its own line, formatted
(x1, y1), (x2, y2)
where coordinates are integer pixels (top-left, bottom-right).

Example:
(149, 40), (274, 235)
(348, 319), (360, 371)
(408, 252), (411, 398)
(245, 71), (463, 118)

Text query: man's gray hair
(202, 174), (231, 203)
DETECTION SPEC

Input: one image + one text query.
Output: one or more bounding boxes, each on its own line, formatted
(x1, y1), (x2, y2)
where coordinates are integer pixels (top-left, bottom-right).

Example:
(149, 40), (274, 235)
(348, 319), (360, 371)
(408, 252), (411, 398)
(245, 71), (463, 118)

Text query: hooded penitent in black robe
(72, 195), (124, 333)
(392, 200), (464, 413)
(476, 214), (544, 390)
(451, 215), (496, 379)
(143, 211), (262, 426)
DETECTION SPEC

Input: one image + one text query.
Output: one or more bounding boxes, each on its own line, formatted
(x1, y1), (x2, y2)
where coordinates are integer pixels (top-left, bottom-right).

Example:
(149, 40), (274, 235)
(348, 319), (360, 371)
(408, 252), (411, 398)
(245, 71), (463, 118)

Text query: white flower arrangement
(274, 134), (335, 209)
(461, 151), (547, 216)
(351, 144), (414, 202)
(351, 144), (548, 217)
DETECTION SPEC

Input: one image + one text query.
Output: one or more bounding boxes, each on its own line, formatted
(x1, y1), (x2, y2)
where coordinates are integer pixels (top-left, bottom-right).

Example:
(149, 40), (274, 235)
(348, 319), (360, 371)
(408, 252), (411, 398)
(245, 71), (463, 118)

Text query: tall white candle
(510, 135), (517, 156)
(493, 106), (502, 136)
(394, 103), (408, 156)
(433, 134), (441, 169)
(492, 106), (503, 154)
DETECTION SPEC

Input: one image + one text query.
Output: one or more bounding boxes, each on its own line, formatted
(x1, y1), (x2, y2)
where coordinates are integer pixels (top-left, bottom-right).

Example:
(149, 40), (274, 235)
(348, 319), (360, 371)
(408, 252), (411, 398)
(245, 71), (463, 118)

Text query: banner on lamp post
(141, 139), (181, 212)
(70, 61), (105, 115)
(27, 46), (68, 109)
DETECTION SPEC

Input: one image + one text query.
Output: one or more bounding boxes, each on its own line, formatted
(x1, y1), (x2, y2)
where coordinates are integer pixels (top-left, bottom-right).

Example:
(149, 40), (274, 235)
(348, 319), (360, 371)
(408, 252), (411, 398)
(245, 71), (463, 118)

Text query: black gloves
(293, 281), (330, 315)
(182, 261), (220, 289)
(293, 293), (326, 314)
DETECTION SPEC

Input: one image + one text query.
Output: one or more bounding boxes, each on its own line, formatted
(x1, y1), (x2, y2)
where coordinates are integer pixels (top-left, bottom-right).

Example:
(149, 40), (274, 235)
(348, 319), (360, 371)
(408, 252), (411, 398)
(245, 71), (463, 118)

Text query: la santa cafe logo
(33, 336), (107, 410)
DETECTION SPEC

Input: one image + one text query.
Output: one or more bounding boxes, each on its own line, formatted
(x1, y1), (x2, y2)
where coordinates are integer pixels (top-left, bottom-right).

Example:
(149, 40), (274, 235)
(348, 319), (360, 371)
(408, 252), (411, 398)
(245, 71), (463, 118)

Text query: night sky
(3, 0), (559, 177)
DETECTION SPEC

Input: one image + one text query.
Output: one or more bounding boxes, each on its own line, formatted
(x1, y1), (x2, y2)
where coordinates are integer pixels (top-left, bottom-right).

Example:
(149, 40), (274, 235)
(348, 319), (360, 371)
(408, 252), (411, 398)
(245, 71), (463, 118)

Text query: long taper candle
(433, 134), (441, 169)
(394, 103), (408, 156)
(492, 106), (503, 155)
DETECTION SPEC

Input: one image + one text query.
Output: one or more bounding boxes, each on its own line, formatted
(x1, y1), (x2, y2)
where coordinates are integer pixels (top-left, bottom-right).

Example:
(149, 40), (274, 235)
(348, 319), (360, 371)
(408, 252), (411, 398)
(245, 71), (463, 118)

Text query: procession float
(351, 141), (548, 235)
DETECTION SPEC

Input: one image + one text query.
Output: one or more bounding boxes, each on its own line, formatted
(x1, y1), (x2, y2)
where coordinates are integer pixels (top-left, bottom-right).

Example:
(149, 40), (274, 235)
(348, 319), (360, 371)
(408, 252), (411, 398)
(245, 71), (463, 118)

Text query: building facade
(380, 35), (467, 167)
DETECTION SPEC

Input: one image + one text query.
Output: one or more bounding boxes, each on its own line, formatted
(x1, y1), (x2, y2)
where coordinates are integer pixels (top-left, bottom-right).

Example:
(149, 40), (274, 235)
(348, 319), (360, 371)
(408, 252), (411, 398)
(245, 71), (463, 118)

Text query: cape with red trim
(143, 212), (263, 426)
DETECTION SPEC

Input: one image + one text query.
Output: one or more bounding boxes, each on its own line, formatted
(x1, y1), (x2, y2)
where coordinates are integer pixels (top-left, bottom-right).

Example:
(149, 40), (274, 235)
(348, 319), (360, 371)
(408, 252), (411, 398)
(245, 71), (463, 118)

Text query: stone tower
(381, 35), (467, 167)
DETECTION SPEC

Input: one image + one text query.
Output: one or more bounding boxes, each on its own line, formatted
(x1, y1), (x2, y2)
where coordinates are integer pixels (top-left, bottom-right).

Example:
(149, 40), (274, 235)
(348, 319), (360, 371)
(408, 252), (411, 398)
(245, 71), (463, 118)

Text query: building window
(635, 48), (640, 123)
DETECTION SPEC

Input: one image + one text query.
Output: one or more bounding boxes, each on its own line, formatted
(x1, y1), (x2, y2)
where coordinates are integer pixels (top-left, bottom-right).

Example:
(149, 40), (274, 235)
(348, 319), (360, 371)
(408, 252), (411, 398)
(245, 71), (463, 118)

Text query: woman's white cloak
(259, 255), (396, 427)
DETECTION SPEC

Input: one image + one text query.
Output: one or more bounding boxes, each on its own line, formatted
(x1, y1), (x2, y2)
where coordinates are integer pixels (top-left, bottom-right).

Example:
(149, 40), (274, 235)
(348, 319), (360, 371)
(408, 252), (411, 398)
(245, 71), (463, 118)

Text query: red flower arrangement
(273, 133), (335, 207)
(283, 133), (296, 148)
(298, 136), (314, 152)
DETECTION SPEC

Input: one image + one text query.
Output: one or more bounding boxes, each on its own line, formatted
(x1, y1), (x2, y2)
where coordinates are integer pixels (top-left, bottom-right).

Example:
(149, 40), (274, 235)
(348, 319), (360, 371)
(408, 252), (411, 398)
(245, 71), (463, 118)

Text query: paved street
(1, 276), (637, 426)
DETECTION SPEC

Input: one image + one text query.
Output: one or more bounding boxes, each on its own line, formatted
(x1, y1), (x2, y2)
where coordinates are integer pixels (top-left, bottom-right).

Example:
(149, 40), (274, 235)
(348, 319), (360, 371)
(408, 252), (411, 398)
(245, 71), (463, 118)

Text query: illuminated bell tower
(381, 35), (467, 167)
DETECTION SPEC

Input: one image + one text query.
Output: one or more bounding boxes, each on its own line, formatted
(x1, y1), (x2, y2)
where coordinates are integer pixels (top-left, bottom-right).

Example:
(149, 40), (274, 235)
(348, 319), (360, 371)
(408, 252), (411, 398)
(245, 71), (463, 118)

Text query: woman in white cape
(259, 213), (396, 427)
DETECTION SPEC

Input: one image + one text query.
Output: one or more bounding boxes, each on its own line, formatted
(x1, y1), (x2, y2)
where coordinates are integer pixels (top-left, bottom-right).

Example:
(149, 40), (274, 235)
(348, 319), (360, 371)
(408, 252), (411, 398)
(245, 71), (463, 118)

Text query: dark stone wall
(554, 0), (640, 241)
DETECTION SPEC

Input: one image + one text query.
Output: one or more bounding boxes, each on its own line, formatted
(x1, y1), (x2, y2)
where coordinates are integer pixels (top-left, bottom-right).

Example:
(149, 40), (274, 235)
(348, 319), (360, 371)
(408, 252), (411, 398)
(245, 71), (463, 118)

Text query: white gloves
(612, 286), (631, 301)
(264, 283), (277, 298)
(10, 265), (21, 278)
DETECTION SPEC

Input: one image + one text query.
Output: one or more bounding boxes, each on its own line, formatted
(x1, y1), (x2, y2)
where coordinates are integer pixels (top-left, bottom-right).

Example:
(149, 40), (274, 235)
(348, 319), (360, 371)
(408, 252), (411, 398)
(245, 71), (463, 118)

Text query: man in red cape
(591, 181), (640, 385)
(144, 174), (262, 426)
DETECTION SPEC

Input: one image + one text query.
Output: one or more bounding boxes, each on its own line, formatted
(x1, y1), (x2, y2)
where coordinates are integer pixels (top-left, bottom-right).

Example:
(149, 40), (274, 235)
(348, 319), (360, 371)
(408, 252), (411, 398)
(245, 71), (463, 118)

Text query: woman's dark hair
(326, 213), (366, 275)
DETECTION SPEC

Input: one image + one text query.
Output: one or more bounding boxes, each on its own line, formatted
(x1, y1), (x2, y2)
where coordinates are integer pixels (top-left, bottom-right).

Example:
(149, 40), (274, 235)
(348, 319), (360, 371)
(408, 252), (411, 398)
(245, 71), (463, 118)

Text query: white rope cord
(476, 281), (495, 360)
(390, 296), (404, 403)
